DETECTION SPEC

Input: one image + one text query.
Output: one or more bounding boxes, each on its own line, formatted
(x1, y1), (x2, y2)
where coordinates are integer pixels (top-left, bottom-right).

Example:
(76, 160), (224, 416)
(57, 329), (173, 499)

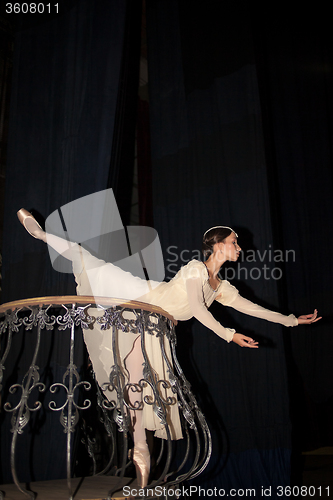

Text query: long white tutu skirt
(71, 245), (182, 440)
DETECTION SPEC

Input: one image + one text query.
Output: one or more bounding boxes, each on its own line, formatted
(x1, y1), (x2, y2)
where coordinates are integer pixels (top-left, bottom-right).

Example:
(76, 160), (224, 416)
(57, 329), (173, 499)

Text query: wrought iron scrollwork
(49, 363), (92, 432)
(3, 306), (50, 500)
(22, 305), (56, 330)
(0, 297), (212, 500)
(56, 303), (95, 331)
(4, 365), (45, 434)
(0, 309), (22, 392)
(97, 305), (137, 333)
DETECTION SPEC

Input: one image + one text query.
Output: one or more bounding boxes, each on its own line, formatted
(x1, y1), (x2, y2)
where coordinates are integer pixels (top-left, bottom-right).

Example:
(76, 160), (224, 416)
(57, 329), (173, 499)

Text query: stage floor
(0, 476), (139, 500)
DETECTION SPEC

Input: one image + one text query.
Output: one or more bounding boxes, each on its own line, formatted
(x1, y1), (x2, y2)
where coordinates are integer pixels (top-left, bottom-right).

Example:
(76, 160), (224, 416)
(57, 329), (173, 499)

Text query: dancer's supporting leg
(125, 336), (150, 488)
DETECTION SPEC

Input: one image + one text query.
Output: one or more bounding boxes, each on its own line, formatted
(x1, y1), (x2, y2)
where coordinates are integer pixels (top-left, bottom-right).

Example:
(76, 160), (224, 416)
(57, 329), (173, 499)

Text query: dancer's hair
(202, 226), (238, 259)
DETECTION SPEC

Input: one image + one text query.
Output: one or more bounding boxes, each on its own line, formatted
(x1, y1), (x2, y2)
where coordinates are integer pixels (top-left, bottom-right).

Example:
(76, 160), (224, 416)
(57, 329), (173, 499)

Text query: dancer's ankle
(133, 440), (150, 488)
(24, 218), (46, 241)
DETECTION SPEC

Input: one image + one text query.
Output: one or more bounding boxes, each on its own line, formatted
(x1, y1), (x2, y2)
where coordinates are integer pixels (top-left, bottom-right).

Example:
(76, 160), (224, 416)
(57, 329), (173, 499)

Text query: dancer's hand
(297, 309), (322, 325)
(232, 333), (259, 348)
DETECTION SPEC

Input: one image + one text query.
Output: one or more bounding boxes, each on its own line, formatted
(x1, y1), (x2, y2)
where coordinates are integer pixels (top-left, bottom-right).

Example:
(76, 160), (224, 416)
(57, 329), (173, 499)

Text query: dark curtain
(137, 97), (154, 227)
(2, 0), (126, 302)
(254, 4), (333, 453)
(146, 0), (332, 494)
(1, 0), (141, 484)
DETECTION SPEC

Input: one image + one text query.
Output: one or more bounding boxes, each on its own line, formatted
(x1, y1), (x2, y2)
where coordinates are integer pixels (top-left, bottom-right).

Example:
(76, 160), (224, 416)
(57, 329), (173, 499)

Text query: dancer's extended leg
(17, 209), (89, 277)
(17, 208), (156, 300)
(17, 209), (79, 254)
(126, 336), (150, 487)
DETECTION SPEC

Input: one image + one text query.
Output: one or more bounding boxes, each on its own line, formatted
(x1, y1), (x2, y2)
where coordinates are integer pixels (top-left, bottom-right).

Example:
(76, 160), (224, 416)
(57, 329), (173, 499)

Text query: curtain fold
(2, 0), (127, 302)
(255, 5), (333, 452)
(146, 0), (332, 492)
(0, 0), (131, 483)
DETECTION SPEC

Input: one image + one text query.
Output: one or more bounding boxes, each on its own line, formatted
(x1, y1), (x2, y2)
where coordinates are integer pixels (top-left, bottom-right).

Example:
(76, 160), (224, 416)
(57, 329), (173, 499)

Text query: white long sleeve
(185, 277), (235, 342)
(217, 281), (298, 327)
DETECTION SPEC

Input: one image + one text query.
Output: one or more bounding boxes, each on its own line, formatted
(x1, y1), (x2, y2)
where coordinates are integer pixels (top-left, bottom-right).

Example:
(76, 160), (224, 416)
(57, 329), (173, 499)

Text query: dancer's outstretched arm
(222, 290), (322, 326)
(185, 275), (258, 347)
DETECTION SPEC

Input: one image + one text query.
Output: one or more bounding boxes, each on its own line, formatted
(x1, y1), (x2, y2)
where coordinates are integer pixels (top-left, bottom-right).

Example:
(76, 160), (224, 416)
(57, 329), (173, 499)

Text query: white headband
(203, 226), (238, 238)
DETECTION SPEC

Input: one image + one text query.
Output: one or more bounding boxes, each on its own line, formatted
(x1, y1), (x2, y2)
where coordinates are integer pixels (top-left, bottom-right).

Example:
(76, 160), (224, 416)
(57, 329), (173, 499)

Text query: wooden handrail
(0, 295), (177, 324)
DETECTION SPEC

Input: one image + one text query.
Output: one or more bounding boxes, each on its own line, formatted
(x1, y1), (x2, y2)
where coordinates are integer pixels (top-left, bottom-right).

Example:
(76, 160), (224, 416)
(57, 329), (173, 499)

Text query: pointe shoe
(17, 208), (45, 240)
(133, 441), (150, 488)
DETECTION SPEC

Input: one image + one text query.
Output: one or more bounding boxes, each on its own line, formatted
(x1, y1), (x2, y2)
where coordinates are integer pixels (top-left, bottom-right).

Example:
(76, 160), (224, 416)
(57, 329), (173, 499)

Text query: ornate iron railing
(0, 296), (211, 499)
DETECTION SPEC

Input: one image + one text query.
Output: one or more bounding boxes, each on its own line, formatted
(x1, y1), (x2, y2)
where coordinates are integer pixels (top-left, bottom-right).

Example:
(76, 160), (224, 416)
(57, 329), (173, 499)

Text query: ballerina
(17, 209), (321, 486)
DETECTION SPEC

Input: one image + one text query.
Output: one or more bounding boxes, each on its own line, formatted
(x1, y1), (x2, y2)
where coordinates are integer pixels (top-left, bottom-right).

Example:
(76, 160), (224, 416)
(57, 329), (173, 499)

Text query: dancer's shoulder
(174, 259), (207, 281)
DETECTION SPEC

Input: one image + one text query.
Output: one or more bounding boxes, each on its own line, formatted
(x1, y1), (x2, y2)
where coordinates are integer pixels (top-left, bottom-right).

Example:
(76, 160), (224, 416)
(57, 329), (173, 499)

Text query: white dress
(73, 246), (297, 440)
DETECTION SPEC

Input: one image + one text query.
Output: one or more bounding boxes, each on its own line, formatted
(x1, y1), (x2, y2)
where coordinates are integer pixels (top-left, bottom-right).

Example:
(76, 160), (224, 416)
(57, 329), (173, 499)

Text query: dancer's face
(218, 232), (241, 261)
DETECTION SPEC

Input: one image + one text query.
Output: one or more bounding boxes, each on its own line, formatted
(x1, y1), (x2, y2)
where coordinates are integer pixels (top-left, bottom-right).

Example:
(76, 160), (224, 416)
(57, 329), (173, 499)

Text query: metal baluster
(49, 304), (92, 500)
(96, 307), (130, 500)
(4, 308), (47, 500)
(158, 323), (198, 484)
(0, 309), (22, 392)
(134, 309), (173, 491)
(94, 378), (117, 476)
(169, 325), (212, 480)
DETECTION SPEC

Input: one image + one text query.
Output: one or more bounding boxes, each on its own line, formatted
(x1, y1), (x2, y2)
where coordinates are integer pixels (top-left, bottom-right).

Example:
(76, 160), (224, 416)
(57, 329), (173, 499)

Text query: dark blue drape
(2, 0), (126, 302)
(255, 3), (333, 455)
(146, 0), (332, 495)
(1, 0), (128, 483)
